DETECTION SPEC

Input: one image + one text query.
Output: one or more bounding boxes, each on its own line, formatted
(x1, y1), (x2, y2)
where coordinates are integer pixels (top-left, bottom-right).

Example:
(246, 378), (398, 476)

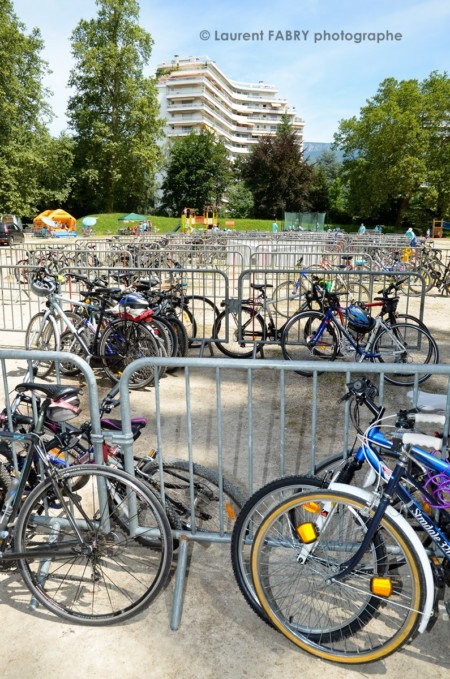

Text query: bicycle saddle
(250, 283), (273, 290)
(15, 383), (82, 399)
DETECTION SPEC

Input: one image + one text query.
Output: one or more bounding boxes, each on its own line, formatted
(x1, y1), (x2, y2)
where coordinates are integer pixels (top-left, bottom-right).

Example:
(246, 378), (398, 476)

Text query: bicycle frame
(309, 306), (402, 361)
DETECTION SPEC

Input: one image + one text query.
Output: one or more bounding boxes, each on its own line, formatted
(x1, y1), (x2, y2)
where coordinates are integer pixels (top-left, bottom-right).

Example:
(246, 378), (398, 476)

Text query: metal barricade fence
(219, 268), (426, 349)
(113, 355), (450, 628)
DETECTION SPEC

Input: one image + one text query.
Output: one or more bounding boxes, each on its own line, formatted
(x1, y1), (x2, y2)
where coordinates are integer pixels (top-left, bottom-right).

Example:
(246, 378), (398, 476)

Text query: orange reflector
(421, 502), (432, 515)
(225, 502), (236, 521)
(304, 502), (321, 514)
(296, 522), (318, 544)
(371, 577), (393, 597)
(146, 449), (157, 459)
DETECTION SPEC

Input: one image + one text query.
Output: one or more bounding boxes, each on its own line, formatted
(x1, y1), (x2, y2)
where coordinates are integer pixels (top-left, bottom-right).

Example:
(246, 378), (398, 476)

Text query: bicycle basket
(47, 394), (81, 422)
(346, 305), (375, 334)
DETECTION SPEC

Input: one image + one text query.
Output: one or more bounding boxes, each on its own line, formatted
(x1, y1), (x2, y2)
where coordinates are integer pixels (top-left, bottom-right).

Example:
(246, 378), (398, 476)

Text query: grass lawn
(74, 213), (436, 238)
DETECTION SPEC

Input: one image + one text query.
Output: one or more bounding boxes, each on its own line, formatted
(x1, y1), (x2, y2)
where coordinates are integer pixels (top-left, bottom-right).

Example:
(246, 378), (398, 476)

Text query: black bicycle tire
(139, 460), (245, 532)
(214, 308), (265, 358)
(15, 464), (173, 626)
(25, 312), (58, 378)
(231, 474), (328, 626)
(373, 322), (439, 386)
(280, 310), (339, 375)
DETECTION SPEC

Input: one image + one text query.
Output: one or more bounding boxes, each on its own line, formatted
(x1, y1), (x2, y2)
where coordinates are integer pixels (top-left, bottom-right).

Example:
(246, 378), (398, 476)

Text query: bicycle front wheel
(281, 311), (339, 375)
(373, 322), (439, 386)
(100, 319), (162, 389)
(139, 460), (245, 533)
(251, 488), (426, 663)
(231, 475), (326, 625)
(25, 312), (58, 378)
(214, 308), (265, 358)
(272, 280), (307, 318)
(16, 465), (173, 626)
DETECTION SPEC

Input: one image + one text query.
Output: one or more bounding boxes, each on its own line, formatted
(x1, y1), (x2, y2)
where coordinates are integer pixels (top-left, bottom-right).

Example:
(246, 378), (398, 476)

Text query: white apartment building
(157, 56), (304, 159)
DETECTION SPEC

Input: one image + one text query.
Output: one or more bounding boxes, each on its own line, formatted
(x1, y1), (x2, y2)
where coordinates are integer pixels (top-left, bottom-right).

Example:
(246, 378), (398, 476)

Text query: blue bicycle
(249, 378), (450, 663)
(280, 288), (439, 385)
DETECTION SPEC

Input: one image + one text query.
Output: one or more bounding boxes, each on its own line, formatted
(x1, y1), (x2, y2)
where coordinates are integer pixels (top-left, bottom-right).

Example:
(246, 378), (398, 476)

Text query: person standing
(358, 223), (366, 235)
(272, 220), (278, 233)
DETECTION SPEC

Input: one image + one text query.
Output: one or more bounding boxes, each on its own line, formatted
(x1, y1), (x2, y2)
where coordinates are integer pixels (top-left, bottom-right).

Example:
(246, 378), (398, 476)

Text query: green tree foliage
(335, 73), (450, 227)
(161, 130), (231, 215)
(226, 181), (254, 218)
(0, 0), (69, 216)
(241, 115), (314, 218)
(67, 0), (162, 214)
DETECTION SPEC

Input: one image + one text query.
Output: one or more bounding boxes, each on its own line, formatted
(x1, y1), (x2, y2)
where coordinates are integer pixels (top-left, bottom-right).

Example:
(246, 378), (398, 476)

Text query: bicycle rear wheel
(251, 488), (425, 663)
(16, 465), (173, 625)
(281, 311), (339, 375)
(214, 308), (265, 358)
(373, 322), (439, 386)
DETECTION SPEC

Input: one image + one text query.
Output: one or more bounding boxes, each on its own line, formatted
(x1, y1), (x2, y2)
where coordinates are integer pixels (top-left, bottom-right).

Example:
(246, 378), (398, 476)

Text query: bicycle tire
(272, 280), (307, 318)
(214, 308), (265, 358)
(139, 460), (245, 533)
(231, 475), (327, 625)
(15, 465), (173, 625)
(59, 328), (90, 376)
(280, 311), (339, 374)
(183, 295), (219, 348)
(25, 312), (58, 378)
(373, 322), (439, 386)
(167, 315), (189, 358)
(251, 488), (426, 663)
(99, 319), (161, 389)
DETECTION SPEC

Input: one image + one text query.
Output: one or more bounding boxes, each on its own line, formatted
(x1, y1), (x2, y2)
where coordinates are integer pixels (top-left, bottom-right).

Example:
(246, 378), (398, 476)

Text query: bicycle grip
(411, 413), (446, 426)
(402, 433), (443, 450)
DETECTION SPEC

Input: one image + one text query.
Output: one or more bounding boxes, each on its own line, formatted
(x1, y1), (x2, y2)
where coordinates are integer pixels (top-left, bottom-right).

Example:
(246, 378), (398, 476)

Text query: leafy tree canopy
(160, 130), (231, 215)
(67, 0), (162, 214)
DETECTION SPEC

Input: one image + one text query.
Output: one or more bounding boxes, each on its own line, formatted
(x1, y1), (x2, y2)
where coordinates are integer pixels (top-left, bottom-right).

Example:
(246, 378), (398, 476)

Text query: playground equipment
(180, 206), (222, 233)
(34, 209), (77, 236)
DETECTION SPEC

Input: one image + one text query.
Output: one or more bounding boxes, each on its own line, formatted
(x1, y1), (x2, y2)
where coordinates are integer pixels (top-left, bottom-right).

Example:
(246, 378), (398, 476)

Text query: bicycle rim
(251, 490), (425, 663)
(16, 465), (173, 625)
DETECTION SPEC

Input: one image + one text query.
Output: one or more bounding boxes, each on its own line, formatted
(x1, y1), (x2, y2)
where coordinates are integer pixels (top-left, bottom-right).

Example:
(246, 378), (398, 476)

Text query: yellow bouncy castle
(33, 209), (77, 235)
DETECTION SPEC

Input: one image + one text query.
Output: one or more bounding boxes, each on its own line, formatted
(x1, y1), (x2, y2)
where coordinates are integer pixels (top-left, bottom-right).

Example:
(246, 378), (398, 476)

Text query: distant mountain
(303, 142), (344, 163)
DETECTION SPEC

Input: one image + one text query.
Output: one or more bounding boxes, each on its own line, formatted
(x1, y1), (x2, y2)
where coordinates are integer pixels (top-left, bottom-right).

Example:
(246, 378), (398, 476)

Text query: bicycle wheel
(15, 259), (31, 285)
(231, 475), (327, 625)
(59, 328), (90, 376)
(25, 312), (58, 378)
(373, 322), (439, 386)
(167, 315), (189, 357)
(251, 488), (426, 663)
(336, 281), (371, 304)
(214, 308), (265, 358)
(99, 319), (161, 389)
(281, 311), (339, 375)
(15, 465), (173, 625)
(183, 295), (219, 348)
(139, 460), (245, 532)
(272, 280), (307, 318)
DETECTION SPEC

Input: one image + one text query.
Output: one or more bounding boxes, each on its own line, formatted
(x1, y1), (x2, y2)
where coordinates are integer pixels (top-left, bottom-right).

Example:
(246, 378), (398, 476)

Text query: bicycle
(25, 270), (163, 389)
(213, 277), (329, 359)
(249, 383), (450, 662)
(0, 381), (172, 625)
(272, 256), (371, 318)
(0, 381), (245, 535)
(280, 286), (439, 385)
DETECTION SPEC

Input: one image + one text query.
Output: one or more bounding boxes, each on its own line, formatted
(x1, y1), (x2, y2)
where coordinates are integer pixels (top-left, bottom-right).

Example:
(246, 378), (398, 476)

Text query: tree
(67, 0), (162, 214)
(160, 130), (231, 215)
(226, 181), (254, 218)
(334, 73), (450, 227)
(0, 0), (59, 216)
(241, 115), (315, 219)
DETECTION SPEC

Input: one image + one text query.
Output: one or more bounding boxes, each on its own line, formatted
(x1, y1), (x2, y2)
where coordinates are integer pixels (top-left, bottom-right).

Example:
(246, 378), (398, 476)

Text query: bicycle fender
(329, 482), (434, 634)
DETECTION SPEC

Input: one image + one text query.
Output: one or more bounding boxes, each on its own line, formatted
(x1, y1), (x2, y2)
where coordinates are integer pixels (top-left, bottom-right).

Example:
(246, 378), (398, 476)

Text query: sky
(13, 0), (450, 143)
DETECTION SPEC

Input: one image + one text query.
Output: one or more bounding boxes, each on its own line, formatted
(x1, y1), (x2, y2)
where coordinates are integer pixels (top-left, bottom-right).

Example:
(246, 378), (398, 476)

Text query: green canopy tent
(118, 213), (148, 222)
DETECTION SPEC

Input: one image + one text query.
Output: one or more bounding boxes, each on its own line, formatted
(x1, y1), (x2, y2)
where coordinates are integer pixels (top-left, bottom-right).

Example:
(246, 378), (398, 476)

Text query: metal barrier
(111, 355), (450, 628)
